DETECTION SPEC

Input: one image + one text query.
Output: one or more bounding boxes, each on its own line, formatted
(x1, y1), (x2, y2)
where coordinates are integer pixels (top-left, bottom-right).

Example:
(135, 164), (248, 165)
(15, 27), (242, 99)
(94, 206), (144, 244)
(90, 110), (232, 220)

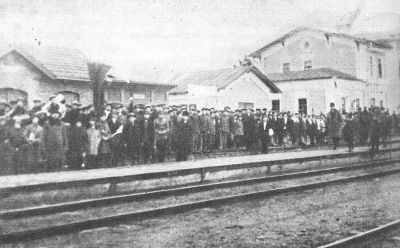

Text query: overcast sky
(0, 0), (399, 81)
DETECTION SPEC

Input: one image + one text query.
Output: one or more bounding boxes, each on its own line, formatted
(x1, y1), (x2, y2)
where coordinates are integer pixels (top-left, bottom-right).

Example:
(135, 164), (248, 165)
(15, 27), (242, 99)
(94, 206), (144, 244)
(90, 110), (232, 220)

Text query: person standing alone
(326, 103), (342, 150)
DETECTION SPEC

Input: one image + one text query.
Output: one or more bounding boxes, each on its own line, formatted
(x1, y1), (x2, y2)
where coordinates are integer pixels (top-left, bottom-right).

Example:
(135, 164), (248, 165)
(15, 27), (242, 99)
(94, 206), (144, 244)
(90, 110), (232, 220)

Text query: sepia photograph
(0, 0), (400, 247)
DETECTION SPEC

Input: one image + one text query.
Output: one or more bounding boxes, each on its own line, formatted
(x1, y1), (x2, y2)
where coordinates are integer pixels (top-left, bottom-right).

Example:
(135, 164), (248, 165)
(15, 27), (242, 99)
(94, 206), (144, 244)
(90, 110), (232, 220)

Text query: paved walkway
(1, 138), (399, 189)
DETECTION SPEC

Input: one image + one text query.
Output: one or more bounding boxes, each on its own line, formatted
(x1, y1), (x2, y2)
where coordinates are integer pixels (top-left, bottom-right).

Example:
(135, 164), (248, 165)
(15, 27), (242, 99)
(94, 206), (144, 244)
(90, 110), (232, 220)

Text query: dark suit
(276, 117), (292, 146)
(142, 118), (154, 163)
(175, 119), (193, 161)
(107, 118), (123, 165)
(258, 121), (273, 154)
(122, 119), (144, 164)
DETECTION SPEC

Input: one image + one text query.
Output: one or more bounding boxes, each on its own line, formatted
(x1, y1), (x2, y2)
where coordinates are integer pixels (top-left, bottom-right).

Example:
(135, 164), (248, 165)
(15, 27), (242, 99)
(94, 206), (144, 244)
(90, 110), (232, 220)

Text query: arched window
(58, 91), (79, 104)
(0, 88), (28, 105)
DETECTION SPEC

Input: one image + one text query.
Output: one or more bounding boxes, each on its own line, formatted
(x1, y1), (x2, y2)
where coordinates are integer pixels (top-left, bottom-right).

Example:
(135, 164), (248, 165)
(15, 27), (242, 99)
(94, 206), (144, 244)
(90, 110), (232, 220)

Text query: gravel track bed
(6, 167), (400, 248)
(3, 164), (400, 235)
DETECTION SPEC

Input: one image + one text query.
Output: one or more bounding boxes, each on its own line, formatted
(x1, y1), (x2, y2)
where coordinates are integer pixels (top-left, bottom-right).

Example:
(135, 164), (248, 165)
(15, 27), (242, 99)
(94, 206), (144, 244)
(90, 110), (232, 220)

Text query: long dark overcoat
(326, 109), (342, 138)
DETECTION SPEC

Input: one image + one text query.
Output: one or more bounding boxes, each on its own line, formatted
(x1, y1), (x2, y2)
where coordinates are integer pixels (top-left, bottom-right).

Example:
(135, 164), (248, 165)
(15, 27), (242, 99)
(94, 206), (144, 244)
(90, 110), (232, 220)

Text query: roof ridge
(249, 26), (392, 58)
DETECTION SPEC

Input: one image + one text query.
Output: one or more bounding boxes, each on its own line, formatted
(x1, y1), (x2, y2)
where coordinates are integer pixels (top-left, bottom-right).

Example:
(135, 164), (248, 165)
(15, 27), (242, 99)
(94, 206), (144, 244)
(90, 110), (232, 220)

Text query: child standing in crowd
(86, 117), (101, 169)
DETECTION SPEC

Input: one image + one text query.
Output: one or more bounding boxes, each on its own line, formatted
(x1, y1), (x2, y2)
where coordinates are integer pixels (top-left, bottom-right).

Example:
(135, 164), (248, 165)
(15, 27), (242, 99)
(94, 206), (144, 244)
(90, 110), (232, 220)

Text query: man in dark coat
(66, 120), (88, 169)
(42, 111), (68, 171)
(107, 110), (123, 165)
(342, 115), (355, 152)
(142, 110), (155, 164)
(242, 109), (256, 150)
(175, 111), (193, 161)
(122, 113), (144, 165)
(258, 115), (273, 154)
(326, 103), (342, 150)
(370, 115), (381, 151)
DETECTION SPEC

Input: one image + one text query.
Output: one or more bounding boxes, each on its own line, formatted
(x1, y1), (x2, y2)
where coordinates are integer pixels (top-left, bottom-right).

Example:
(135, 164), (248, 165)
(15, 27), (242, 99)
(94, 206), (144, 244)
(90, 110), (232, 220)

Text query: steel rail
(1, 164), (400, 244)
(318, 218), (400, 248)
(2, 144), (399, 195)
(1, 158), (399, 219)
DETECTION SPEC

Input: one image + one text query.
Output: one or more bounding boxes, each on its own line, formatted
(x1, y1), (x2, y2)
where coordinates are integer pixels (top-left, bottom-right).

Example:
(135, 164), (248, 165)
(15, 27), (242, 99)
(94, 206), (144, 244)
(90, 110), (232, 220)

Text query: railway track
(1, 158), (400, 244)
(318, 218), (400, 248)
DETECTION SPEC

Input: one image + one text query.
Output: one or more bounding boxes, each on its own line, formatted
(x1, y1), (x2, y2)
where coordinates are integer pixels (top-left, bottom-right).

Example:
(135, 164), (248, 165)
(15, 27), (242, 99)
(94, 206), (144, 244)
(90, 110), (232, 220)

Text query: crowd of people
(0, 94), (399, 175)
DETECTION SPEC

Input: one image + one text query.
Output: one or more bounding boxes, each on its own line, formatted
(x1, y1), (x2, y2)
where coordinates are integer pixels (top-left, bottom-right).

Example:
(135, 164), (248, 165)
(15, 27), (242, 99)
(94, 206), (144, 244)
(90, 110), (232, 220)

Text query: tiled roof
(129, 80), (176, 87)
(266, 68), (363, 82)
(249, 26), (393, 58)
(169, 65), (281, 94)
(4, 45), (90, 82)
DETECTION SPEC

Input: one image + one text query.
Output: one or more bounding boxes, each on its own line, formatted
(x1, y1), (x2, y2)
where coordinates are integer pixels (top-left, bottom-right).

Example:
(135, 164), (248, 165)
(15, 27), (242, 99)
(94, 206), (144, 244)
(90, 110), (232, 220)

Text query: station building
(0, 45), (173, 107)
(248, 27), (400, 114)
(167, 65), (281, 110)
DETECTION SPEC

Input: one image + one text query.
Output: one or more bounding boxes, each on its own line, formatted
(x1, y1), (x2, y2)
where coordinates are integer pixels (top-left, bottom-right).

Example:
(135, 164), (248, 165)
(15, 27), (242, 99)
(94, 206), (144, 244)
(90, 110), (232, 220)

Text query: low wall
(2, 147), (399, 209)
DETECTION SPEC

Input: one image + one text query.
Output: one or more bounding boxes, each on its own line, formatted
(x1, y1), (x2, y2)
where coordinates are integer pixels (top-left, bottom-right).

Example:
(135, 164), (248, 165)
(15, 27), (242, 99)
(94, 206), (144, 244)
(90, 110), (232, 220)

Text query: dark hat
(121, 109), (128, 115)
(330, 102), (335, 107)
(182, 111), (189, 116)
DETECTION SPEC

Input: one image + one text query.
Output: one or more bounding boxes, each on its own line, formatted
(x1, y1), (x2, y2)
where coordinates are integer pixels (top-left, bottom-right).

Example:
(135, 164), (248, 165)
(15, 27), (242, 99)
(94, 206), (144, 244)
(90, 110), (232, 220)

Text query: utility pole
(88, 62), (111, 118)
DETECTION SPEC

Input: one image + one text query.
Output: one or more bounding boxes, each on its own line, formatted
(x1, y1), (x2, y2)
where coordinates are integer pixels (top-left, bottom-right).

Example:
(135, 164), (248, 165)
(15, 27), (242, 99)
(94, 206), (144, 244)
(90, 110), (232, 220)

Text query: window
(238, 102), (254, 110)
(377, 58), (383, 78)
(304, 60), (312, 71)
(380, 100), (384, 108)
(282, 63), (290, 73)
(298, 98), (307, 115)
(0, 88), (28, 105)
(369, 56), (373, 77)
(341, 97), (346, 113)
(355, 99), (360, 110)
(370, 98), (376, 107)
(272, 100), (280, 112)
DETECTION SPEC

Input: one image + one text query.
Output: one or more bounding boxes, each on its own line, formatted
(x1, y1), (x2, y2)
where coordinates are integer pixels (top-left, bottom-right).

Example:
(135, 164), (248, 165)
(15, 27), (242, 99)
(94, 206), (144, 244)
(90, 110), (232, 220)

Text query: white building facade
(249, 27), (400, 113)
(168, 66), (281, 110)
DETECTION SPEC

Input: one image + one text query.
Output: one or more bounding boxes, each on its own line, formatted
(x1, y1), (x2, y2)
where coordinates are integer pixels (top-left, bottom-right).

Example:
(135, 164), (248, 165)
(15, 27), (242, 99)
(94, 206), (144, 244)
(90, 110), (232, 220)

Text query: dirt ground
(7, 171), (400, 248)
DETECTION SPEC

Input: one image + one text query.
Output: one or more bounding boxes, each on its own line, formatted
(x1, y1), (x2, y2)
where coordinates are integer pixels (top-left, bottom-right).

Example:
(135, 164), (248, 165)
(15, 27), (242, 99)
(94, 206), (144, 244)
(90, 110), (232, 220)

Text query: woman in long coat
(42, 111), (68, 171)
(326, 103), (342, 149)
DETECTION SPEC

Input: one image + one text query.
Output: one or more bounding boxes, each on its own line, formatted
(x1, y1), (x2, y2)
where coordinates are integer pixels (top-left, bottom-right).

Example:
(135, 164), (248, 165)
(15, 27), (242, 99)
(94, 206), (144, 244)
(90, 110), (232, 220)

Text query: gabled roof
(267, 68), (363, 82)
(1, 45), (90, 82)
(249, 26), (393, 58)
(168, 65), (281, 95)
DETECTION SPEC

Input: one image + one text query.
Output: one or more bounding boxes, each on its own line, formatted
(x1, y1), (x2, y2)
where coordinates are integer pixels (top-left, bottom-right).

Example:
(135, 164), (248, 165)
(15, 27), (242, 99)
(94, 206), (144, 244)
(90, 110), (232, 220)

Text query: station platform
(1, 137), (400, 193)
